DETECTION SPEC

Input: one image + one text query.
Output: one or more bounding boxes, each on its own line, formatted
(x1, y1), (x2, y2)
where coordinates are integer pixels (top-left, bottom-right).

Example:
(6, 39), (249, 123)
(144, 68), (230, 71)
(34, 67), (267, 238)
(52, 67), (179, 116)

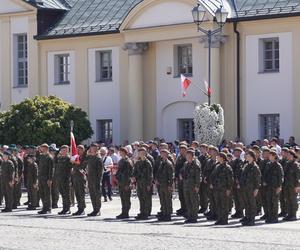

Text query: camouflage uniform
(230, 158), (244, 217)
(175, 154), (186, 214)
(0, 159), (15, 211)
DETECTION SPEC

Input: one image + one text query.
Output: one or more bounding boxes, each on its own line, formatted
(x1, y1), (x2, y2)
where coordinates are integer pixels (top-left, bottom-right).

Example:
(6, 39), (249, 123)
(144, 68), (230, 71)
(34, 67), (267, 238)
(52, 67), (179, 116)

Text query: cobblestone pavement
(0, 194), (299, 250)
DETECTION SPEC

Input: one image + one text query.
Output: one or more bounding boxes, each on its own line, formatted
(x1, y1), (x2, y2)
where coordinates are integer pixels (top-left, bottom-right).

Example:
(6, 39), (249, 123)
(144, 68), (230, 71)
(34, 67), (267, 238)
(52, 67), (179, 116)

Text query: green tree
(0, 96), (93, 146)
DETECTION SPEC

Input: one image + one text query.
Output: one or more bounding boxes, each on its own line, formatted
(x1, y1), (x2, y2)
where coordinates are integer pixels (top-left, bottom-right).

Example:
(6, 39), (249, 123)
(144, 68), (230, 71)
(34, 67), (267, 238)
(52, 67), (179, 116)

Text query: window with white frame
(14, 34), (28, 87)
(96, 50), (112, 81)
(259, 114), (280, 140)
(97, 119), (113, 144)
(175, 44), (193, 77)
(54, 54), (70, 84)
(259, 37), (279, 72)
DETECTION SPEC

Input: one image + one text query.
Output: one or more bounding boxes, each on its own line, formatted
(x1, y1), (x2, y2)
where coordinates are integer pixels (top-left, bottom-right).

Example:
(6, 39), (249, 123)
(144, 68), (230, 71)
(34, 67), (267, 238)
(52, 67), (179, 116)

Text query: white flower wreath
(194, 103), (224, 146)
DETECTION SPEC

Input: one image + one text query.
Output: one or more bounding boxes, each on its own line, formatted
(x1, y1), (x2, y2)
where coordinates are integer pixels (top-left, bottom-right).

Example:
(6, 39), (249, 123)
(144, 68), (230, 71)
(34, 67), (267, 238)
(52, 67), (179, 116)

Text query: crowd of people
(0, 136), (299, 226)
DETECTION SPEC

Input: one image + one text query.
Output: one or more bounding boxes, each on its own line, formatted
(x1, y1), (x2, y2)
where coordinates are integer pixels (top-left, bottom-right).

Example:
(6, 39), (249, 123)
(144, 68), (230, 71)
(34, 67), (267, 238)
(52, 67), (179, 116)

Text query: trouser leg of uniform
(70, 185), (75, 205)
(165, 187), (172, 216)
(247, 189), (256, 220)
(233, 186), (244, 213)
(3, 183), (13, 210)
(270, 189), (279, 221)
(199, 182), (208, 210)
(190, 189), (199, 220)
(286, 187), (298, 217)
(257, 187), (263, 213)
(137, 185), (146, 215)
(88, 180), (101, 212)
(158, 186), (164, 214)
(51, 179), (59, 207)
(0, 180), (3, 205)
(183, 188), (191, 219)
(178, 180), (186, 211)
(40, 180), (51, 211)
(145, 186), (152, 216)
(208, 188), (216, 215)
(265, 188), (271, 220)
(119, 185), (131, 214)
(280, 186), (287, 214)
(74, 179), (86, 210)
(58, 181), (70, 211)
(216, 189), (229, 222)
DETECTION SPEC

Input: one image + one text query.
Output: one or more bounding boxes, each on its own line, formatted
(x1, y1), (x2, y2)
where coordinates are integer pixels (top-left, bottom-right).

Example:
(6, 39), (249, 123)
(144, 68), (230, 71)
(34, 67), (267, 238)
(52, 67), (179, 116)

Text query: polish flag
(204, 81), (212, 97)
(181, 74), (191, 97)
(70, 131), (79, 162)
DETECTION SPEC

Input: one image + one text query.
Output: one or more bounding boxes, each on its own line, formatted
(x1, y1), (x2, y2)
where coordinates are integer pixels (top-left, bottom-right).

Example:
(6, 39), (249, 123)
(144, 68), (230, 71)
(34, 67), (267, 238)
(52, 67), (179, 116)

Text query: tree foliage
(0, 96), (93, 146)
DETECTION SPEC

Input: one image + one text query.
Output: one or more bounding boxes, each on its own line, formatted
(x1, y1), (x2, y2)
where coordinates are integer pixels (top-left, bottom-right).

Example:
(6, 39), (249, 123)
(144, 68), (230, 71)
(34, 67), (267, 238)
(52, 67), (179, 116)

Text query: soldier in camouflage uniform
(156, 149), (174, 221)
(116, 147), (133, 219)
(230, 148), (245, 218)
(11, 147), (23, 209)
(1, 152), (15, 212)
(49, 147), (59, 209)
(26, 155), (39, 210)
(132, 147), (153, 220)
(211, 152), (233, 225)
(278, 147), (289, 217)
(86, 143), (103, 217)
(264, 150), (283, 223)
(283, 150), (300, 221)
(198, 144), (209, 214)
(240, 150), (261, 226)
(71, 145), (87, 216)
(175, 144), (187, 216)
(56, 145), (72, 215)
(181, 148), (201, 223)
(252, 145), (263, 216)
(204, 146), (219, 220)
(37, 144), (54, 214)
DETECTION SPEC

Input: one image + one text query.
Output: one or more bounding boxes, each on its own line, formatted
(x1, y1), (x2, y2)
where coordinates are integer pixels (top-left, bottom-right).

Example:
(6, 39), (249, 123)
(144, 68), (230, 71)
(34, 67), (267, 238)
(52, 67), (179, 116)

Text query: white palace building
(0, 0), (300, 145)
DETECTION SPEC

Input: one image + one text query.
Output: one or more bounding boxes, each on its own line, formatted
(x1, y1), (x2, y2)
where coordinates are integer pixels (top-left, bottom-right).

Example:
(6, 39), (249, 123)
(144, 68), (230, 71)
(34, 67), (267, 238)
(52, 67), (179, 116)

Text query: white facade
(244, 32), (293, 144)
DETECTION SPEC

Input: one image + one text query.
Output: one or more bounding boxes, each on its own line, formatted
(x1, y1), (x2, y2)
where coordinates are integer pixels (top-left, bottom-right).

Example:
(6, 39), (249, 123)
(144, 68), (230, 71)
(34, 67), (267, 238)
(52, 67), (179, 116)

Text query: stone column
(199, 35), (226, 104)
(123, 42), (148, 142)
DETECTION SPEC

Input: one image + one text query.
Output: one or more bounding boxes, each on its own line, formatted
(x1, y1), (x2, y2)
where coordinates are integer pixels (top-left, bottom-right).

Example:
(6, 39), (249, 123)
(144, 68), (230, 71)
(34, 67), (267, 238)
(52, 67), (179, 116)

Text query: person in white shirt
(100, 147), (113, 202)
(270, 138), (282, 157)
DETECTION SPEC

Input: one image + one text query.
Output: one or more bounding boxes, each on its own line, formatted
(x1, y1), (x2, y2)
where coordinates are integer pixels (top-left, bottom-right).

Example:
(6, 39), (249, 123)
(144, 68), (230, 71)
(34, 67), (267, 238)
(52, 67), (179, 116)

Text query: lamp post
(192, 3), (228, 106)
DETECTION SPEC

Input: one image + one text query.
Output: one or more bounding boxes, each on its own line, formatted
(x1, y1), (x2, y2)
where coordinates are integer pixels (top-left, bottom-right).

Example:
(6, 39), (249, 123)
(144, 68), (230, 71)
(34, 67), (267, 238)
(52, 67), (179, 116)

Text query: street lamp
(192, 3), (228, 106)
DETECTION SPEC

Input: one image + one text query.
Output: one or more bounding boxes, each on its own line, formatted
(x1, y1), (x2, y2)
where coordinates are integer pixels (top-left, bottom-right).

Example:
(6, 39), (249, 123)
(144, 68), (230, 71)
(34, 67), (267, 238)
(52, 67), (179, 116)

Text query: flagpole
(70, 120), (74, 133)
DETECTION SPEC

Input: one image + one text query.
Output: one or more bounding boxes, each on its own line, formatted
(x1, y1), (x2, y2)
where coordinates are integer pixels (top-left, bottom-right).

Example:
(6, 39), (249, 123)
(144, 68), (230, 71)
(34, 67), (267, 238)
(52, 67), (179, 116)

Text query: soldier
(116, 147), (133, 219)
(49, 146), (59, 209)
(56, 145), (72, 215)
(86, 143), (103, 216)
(259, 147), (270, 220)
(211, 152), (233, 225)
(240, 150), (261, 226)
(132, 147), (153, 220)
(156, 149), (174, 221)
(0, 149), (3, 206)
(11, 147), (23, 209)
(264, 150), (283, 223)
(175, 144), (187, 216)
(278, 147), (289, 217)
(71, 145), (87, 216)
(283, 150), (300, 221)
(181, 148), (201, 223)
(1, 152), (15, 212)
(204, 146), (219, 220)
(37, 144), (54, 214)
(26, 155), (38, 210)
(230, 147), (245, 218)
(198, 144), (209, 214)
(252, 145), (263, 216)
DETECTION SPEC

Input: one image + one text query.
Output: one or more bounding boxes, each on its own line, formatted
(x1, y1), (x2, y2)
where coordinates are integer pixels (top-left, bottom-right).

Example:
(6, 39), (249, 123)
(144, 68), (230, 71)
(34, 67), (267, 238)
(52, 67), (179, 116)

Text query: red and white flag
(70, 131), (79, 162)
(181, 74), (191, 97)
(204, 80), (212, 97)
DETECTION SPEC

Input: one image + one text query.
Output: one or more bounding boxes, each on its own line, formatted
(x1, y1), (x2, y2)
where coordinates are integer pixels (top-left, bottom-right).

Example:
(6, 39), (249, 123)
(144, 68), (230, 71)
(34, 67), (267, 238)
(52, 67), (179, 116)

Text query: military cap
(60, 145), (69, 149)
(9, 144), (16, 148)
(191, 141), (199, 147)
(227, 153), (233, 159)
(179, 144), (188, 149)
(138, 147), (147, 152)
(41, 143), (49, 148)
(132, 141), (140, 146)
(261, 146), (270, 152)
(141, 143), (150, 149)
(90, 143), (99, 148)
(186, 148), (195, 155)
(77, 145), (85, 150)
(282, 147), (289, 152)
(218, 152), (228, 162)
(160, 148), (170, 154)
(288, 149), (297, 158)
(49, 146), (58, 152)
(252, 145), (261, 152)
(3, 151), (11, 156)
(246, 150), (257, 162)
(269, 149), (278, 157)
(208, 146), (219, 152)
(159, 143), (168, 148)
(233, 147), (243, 152)
(179, 141), (188, 146)
(199, 143), (208, 148)
(119, 147), (128, 154)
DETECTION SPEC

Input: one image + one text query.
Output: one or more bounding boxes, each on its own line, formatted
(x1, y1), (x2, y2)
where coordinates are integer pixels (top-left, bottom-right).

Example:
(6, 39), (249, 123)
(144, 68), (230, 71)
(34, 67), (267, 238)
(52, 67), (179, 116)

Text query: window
(55, 54), (70, 84)
(97, 119), (113, 144)
(259, 114), (280, 140)
(260, 38), (279, 72)
(96, 50), (112, 81)
(175, 44), (193, 77)
(178, 119), (195, 143)
(14, 34), (28, 86)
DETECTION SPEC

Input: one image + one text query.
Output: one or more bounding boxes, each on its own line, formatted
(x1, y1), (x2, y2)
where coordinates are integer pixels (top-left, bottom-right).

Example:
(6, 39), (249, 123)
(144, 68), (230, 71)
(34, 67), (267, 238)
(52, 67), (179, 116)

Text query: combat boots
(72, 209), (85, 216)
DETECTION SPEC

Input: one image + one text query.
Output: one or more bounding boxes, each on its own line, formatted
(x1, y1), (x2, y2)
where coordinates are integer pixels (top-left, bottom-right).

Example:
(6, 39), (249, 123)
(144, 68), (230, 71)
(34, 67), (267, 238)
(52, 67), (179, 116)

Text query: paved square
(0, 195), (299, 250)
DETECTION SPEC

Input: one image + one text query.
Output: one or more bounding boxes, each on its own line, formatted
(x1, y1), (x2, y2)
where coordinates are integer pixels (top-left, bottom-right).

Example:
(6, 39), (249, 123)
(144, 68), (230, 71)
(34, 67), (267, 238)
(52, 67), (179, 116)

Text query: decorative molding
(123, 42), (149, 55)
(199, 35), (228, 48)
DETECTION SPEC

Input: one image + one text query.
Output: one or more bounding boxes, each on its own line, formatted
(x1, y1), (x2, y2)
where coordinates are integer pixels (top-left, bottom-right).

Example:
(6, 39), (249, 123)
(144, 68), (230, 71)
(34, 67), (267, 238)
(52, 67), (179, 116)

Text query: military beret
(252, 145), (261, 152)
(41, 143), (49, 148)
(282, 147), (289, 152)
(60, 145), (69, 149)
(3, 151), (11, 156)
(269, 149), (278, 156)
(288, 150), (297, 158)
(138, 147), (147, 152)
(187, 148), (195, 155)
(218, 152), (228, 162)
(199, 143), (208, 148)
(233, 147), (243, 152)
(160, 148), (170, 154)
(90, 143), (99, 148)
(261, 146), (270, 152)
(119, 147), (128, 154)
